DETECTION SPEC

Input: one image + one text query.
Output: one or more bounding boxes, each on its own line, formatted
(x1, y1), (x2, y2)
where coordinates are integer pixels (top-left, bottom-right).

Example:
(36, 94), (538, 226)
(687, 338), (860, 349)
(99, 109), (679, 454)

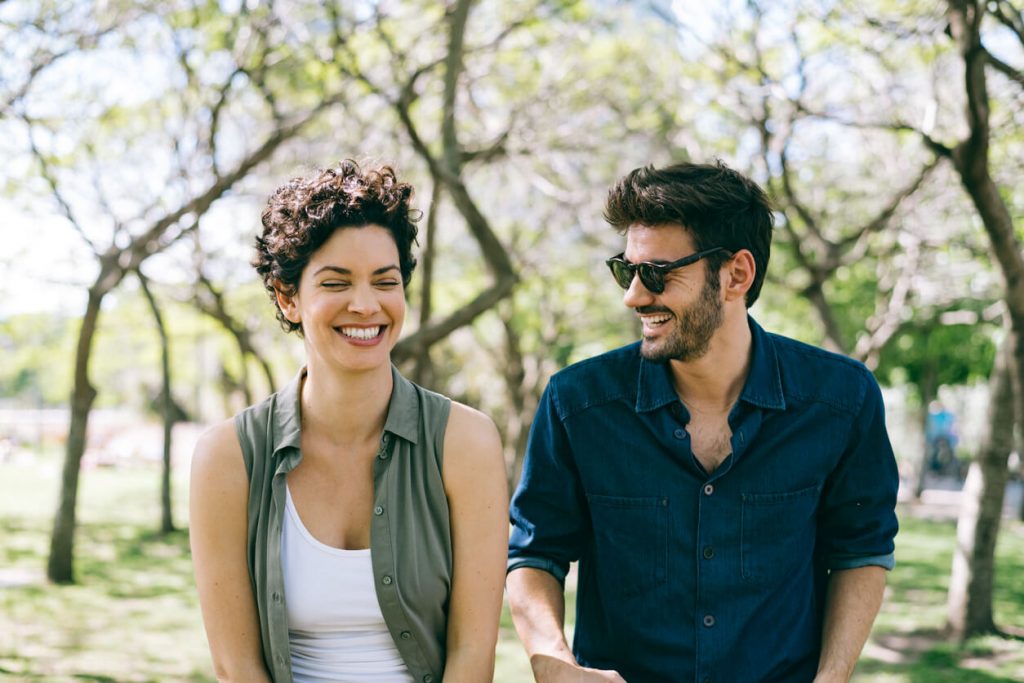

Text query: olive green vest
(234, 366), (452, 683)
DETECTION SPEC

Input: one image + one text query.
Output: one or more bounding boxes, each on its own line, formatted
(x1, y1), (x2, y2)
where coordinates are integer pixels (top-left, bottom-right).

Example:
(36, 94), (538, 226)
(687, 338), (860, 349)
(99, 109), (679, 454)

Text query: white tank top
(282, 485), (414, 683)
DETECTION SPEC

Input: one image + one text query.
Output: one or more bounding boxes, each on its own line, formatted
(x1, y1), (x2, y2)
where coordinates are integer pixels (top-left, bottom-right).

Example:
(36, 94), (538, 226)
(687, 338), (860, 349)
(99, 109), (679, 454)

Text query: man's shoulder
(767, 332), (878, 413)
(546, 342), (642, 416)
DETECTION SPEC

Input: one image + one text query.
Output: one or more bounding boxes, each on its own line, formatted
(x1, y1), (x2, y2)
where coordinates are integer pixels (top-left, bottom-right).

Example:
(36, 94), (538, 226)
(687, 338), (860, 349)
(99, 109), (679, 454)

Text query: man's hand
(531, 654), (627, 682)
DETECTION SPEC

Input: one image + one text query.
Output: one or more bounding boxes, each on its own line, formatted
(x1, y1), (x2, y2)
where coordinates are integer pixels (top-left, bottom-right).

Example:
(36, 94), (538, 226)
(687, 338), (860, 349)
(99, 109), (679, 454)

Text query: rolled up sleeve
(817, 374), (899, 571)
(508, 381), (586, 584)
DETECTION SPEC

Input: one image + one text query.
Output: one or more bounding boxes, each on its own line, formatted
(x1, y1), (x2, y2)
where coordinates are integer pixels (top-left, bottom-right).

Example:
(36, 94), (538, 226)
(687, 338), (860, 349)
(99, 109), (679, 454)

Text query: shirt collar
(271, 365), (421, 458)
(633, 316), (786, 413)
(740, 317), (786, 411)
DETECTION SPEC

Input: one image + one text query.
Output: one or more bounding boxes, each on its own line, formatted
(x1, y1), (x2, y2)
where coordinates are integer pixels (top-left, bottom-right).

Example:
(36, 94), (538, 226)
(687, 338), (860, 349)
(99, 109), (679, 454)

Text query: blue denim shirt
(508, 318), (898, 683)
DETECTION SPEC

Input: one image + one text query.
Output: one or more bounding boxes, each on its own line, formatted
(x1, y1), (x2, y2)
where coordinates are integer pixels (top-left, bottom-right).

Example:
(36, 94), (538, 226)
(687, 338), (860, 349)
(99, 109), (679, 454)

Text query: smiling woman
(188, 161), (509, 683)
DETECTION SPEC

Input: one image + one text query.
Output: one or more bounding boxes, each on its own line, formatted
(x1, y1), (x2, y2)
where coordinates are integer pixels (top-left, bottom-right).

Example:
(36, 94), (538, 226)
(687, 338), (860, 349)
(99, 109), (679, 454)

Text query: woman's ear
(274, 281), (301, 324)
(722, 250), (756, 303)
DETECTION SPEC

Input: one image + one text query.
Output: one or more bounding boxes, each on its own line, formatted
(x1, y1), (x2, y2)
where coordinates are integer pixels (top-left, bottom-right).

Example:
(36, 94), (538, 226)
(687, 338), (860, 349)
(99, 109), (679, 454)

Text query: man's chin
(639, 338), (673, 363)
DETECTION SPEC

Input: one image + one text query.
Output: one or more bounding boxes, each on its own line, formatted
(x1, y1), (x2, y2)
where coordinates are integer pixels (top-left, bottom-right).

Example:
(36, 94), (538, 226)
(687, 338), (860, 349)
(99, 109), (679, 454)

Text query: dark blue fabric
(508, 317), (899, 683)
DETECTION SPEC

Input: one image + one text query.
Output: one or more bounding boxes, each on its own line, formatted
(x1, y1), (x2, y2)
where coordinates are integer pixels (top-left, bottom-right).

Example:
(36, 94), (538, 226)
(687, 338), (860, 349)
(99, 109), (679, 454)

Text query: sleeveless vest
(234, 365), (452, 683)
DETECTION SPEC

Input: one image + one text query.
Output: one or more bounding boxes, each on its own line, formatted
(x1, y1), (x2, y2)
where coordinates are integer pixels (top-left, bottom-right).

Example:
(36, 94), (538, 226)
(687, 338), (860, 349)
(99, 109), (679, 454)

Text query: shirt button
(400, 630), (412, 640)
(378, 451), (390, 460)
(374, 505), (384, 515)
(703, 484), (714, 496)
(382, 575), (393, 585)
(673, 428), (686, 439)
(702, 546), (715, 559)
(703, 614), (715, 627)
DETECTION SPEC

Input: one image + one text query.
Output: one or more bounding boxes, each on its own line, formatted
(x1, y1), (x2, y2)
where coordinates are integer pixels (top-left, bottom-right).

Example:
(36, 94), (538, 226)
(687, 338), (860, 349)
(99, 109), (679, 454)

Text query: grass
(1, 457), (1022, 682)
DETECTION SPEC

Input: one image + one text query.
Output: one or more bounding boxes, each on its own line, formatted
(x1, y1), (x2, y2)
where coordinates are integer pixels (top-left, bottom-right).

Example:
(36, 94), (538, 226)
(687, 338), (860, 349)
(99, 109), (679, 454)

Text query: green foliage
(0, 314), (75, 405)
(877, 323), (997, 397)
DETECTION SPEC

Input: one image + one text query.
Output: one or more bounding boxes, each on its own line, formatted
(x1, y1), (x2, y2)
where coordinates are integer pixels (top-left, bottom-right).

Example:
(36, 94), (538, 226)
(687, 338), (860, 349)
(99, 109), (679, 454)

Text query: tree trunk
(412, 179), (442, 388)
(913, 364), (939, 499)
(47, 287), (105, 583)
(138, 273), (175, 534)
(946, 335), (1015, 640)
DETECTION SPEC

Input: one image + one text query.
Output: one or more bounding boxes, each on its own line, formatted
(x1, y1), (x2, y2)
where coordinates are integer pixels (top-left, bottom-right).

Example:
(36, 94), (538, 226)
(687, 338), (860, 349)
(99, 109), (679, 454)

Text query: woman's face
(277, 225), (406, 374)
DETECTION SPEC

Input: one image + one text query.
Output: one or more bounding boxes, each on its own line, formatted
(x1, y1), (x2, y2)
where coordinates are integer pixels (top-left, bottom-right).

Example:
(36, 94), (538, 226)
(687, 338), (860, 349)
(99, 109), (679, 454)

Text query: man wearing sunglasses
(506, 161), (898, 683)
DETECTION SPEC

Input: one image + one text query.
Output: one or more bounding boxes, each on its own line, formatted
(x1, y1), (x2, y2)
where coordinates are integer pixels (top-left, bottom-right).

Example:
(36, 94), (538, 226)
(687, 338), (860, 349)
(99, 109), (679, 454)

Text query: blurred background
(1, 0), (1022, 680)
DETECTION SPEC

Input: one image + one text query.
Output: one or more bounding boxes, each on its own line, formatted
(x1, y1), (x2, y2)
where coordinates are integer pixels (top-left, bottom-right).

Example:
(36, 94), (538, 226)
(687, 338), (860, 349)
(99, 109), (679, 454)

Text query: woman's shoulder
(442, 402), (503, 476)
(191, 419), (246, 487)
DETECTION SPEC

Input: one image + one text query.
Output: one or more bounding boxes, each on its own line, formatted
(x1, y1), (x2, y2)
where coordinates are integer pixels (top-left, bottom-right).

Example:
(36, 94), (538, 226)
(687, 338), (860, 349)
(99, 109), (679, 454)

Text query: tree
(2, 0), (352, 582)
(136, 269), (177, 534)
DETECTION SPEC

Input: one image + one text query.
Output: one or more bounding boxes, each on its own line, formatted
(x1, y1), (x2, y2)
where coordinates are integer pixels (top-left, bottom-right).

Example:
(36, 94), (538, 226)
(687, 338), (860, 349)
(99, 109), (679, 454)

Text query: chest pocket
(740, 485), (820, 585)
(586, 494), (668, 601)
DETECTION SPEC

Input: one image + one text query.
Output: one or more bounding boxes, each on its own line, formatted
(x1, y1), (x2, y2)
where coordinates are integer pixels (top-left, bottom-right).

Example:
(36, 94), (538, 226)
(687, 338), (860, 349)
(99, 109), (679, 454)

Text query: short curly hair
(253, 160), (420, 334)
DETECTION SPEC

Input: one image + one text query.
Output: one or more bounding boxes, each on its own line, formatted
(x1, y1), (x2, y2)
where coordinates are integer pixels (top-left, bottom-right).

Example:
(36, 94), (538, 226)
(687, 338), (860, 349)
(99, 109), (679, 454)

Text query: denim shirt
(508, 318), (898, 683)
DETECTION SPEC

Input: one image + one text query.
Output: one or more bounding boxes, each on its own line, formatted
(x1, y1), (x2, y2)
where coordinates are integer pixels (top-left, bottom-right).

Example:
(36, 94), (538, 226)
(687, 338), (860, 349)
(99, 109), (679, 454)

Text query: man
(506, 161), (899, 683)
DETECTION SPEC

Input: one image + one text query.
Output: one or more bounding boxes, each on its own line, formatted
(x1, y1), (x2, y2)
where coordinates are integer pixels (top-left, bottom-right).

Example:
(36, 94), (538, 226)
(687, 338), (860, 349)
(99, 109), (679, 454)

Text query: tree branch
(983, 47), (1024, 88)
(392, 274), (517, 363)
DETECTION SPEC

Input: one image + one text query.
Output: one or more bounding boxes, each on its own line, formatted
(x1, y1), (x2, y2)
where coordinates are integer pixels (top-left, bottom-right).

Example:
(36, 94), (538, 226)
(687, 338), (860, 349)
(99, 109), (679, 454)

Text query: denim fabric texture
(508, 317), (899, 683)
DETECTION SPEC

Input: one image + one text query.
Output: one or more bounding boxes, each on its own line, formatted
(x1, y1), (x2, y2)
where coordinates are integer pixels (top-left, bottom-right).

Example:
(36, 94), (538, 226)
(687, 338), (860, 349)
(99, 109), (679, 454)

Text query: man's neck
(670, 312), (753, 413)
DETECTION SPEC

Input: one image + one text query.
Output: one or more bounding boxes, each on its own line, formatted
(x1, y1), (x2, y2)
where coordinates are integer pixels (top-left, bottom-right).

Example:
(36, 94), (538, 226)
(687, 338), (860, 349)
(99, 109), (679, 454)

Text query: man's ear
(722, 250), (756, 303)
(274, 282), (300, 323)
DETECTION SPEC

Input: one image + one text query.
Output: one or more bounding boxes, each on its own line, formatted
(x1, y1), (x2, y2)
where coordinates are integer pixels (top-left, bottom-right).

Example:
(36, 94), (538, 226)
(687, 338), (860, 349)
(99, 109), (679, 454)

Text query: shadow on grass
(860, 644), (1022, 683)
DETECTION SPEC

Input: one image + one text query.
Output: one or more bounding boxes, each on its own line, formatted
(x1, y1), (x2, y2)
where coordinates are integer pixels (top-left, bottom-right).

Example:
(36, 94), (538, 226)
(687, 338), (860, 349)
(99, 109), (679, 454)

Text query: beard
(639, 275), (724, 363)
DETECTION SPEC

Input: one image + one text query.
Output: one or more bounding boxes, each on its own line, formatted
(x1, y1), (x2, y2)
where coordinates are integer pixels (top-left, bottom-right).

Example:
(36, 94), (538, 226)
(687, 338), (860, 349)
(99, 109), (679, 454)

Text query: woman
(190, 161), (509, 682)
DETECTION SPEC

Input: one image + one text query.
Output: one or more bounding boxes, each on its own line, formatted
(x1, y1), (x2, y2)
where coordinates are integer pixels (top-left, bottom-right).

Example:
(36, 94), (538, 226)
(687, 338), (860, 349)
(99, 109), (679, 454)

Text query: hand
(531, 654), (627, 682)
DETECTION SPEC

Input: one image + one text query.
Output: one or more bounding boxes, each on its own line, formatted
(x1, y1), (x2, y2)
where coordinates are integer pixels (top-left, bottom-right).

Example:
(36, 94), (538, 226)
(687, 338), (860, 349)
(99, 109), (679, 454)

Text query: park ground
(1, 455), (1022, 683)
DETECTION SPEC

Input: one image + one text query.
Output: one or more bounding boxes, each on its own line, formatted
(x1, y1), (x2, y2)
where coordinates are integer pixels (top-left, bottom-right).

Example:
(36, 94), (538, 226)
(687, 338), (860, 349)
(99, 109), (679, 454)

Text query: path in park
(899, 476), (1024, 521)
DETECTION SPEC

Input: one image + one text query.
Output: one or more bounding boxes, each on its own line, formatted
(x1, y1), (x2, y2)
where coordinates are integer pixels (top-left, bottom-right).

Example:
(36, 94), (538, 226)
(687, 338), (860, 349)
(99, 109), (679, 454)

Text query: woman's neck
(299, 360), (394, 447)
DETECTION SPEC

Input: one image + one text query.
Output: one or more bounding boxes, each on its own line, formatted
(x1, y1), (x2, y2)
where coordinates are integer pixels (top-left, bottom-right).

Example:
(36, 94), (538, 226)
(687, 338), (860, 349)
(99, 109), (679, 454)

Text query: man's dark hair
(254, 160), (420, 334)
(604, 160), (774, 307)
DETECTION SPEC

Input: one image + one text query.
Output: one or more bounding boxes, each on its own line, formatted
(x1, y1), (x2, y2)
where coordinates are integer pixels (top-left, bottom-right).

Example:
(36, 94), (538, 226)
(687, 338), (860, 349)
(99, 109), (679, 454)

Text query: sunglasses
(605, 247), (729, 294)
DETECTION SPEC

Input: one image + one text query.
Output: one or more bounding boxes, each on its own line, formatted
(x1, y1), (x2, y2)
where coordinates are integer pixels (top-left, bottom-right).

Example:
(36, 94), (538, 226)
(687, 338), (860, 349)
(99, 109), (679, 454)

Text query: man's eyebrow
(313, 265), (400, 276)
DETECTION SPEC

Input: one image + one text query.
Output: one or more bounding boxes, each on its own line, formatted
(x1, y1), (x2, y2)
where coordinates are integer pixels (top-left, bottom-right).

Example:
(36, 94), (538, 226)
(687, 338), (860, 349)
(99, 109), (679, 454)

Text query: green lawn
(1, 457), (1021, 682)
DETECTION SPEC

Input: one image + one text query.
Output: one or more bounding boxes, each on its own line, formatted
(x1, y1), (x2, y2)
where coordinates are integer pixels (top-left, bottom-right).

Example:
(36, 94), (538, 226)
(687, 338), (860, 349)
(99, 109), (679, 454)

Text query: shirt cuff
(507, 556), (568, 584)
(828, 552), (895, 571)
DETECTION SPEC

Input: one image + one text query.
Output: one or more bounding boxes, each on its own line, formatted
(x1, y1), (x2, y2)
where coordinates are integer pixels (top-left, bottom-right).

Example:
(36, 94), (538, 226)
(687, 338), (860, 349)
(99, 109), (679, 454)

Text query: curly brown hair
(254, 160), (420, 334)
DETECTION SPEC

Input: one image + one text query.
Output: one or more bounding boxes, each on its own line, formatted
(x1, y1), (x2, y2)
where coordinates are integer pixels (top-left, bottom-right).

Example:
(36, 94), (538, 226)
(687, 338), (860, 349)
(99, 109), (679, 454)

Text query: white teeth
(339, 326), (381, 340)
(640, 314), (672, 325)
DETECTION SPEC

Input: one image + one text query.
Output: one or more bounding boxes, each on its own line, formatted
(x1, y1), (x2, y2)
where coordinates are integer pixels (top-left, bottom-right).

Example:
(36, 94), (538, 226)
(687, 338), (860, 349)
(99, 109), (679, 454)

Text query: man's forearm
(815, 565), (887, 682)
(506, 567), (576, 669)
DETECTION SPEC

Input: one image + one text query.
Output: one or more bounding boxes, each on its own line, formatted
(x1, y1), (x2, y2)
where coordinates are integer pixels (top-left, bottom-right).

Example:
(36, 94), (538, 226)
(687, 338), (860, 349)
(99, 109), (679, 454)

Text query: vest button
(382, 575), (393, 585)
(374, 505), (384, 515)
(400, 630), (412, 640)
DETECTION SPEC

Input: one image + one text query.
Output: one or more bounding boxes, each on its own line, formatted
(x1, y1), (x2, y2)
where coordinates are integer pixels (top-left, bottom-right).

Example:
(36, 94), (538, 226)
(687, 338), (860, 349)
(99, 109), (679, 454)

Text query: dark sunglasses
(605, 247), (729, 294)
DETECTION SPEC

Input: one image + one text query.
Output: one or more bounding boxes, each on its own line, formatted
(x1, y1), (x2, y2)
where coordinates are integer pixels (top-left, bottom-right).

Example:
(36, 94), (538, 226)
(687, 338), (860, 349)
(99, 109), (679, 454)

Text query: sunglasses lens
(609, 261), (634, 289)
(637, 266), (664, 293)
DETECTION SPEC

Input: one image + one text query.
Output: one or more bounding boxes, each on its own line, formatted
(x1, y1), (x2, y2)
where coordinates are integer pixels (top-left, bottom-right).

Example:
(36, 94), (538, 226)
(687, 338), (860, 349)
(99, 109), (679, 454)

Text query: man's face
(621, 224), (724, 363)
